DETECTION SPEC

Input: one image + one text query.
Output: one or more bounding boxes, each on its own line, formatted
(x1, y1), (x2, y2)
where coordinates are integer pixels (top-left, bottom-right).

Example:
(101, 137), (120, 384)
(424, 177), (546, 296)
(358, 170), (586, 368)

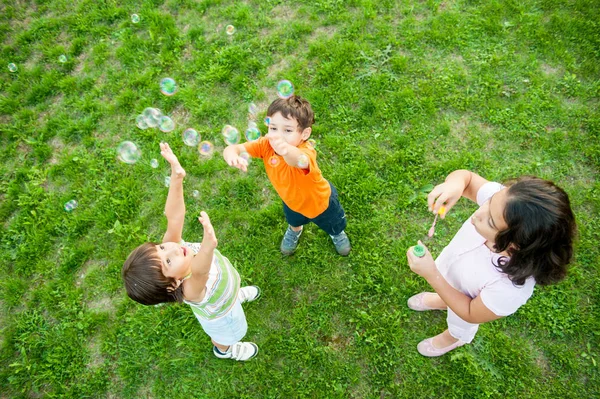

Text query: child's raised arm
(161, 142), (187, 243)
(427, 170), (490, 217)
(223, 144), (249, 172)
(183, 211), (218, 301)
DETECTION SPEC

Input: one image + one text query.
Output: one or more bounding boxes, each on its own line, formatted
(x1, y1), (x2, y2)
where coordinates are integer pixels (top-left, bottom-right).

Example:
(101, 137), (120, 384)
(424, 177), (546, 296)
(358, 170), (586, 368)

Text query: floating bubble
(248, 121), (258, 129)
(182, 128), (200, 146)
(159, 116), (175, 132)
(192, 190), (200, 198)
(226, 25), (235, 35)
(142, 107), (162, 127)
(264, 116), (270, 126)
(136, 115), (148, 130)
(198, 141), (214, 156)
(221, 125), (240, 145)
(277, 80), (294, 99)
(150, 158), (159, 168)
(248, 103), (257, 119)
(245, 127), (261, 142)
(160, 77), (177, 96)
(164, 176), (171, 187)
(58, 55), (67, 63)
(297, 154), (309, 168)
(117, 141), (142, 164)
(8, 63), (17, 72)
(268, 155), (280, 167)
(64, 199), (78, 212)
(240, 151), (252, 165)
(307, 139), (317, 149)
(131, 14), (140, 23)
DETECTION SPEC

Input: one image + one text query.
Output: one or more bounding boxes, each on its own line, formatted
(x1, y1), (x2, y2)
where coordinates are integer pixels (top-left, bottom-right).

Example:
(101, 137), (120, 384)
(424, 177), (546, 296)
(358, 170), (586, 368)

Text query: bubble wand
(428, 206), (446, 238)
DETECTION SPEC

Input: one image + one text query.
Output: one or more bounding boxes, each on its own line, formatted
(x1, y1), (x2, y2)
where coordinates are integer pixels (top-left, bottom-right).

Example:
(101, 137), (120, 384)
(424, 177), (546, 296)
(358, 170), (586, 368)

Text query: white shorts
(447, 308), (479, 343)
(195, 299), (248, 346)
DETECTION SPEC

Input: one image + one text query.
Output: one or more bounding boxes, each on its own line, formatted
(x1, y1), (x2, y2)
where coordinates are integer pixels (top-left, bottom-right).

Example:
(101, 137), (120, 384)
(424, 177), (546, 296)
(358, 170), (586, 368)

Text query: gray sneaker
(280, 226), (303, 255)
(330, 231), (351, 256)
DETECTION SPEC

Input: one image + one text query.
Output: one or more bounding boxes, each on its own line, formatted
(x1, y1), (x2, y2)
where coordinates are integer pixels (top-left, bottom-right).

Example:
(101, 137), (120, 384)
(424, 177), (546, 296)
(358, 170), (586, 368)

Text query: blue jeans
(282, 182), (347, 236)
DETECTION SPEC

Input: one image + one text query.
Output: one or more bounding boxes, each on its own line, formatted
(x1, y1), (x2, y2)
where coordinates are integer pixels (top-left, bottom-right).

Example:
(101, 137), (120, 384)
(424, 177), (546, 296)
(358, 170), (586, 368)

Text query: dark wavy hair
(122, 242), (184, 305)
(267, 95), (315, 130)
(494, 177), (576, 286)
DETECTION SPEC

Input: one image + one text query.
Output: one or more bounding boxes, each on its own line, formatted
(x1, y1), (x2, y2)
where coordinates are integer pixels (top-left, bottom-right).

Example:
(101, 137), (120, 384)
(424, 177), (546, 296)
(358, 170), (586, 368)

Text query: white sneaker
(238, 286), (261, 304)
(213, 342), (259, 361)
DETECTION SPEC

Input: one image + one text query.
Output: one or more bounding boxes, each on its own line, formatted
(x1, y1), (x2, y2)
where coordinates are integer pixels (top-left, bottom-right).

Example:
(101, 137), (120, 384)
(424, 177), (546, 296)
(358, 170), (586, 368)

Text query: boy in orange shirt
(223, 96), (351, 256)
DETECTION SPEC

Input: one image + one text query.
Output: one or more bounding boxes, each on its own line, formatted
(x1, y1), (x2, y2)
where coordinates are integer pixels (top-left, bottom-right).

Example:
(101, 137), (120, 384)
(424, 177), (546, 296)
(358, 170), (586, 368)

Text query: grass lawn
(1, 0), (599, 397)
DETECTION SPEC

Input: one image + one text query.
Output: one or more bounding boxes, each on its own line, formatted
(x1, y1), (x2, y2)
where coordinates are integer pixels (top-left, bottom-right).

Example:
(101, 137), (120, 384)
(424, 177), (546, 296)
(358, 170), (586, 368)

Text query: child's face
(155, 242), (192, 279)
(471, 188), (509, 245)
(268, 112), (311, 147)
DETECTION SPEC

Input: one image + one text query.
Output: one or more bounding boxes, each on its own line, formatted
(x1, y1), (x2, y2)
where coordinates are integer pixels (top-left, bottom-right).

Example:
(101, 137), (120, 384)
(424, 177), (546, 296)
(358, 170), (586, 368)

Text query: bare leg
(423, 293), (448, 309)
(212, 339), (229, 353)
(432, 329), (459, 348)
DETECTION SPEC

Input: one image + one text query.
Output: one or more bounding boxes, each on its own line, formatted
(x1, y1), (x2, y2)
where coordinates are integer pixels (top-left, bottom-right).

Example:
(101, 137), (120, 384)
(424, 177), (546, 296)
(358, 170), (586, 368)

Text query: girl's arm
(265, 132), (309, 169)
(406, 243), (501, 324)
(161, 143), (186, 243)
(427, 170), (490, 217)
(182, 211), (218, 302)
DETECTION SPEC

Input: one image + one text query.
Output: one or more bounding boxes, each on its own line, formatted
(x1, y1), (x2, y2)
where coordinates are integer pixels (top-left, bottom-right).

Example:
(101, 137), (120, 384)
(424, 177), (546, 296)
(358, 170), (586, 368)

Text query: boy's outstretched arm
(184, 211), (218, 301)
(161, 142), (187, 243)
(223, 144), (249, 172)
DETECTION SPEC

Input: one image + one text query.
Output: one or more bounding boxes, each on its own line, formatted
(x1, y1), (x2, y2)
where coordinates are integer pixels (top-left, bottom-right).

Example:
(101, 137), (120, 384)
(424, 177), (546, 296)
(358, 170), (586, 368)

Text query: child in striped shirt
(122, 142), (261, 361)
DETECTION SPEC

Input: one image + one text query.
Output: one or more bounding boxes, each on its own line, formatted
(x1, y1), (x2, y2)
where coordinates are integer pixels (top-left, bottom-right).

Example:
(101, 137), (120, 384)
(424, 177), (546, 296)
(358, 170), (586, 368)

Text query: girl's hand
(224, 152), (248, 172)
(160, 142), (186, 178)
(427, 181), (463, 218)
(406, 241), (438, 280)
(266, 132), (290, 156)
(198, 211), (218, 250)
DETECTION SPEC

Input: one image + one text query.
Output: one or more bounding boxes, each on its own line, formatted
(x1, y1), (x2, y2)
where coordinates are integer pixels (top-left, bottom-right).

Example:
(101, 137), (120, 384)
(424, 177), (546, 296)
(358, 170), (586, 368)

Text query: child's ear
(301, 127), (312, 141)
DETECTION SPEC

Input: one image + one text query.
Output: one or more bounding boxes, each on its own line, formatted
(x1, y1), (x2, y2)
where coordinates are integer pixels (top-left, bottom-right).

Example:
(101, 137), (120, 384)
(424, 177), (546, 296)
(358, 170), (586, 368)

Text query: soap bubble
(164, 176), (171, 187)
(64, 200), (78, 212)
(248, 121), (258, 129)
(297, 154), (309, 168)
(245, 127), (261, 142)
(136, 115), (148, 130)
(131, 14), (140, 23)
(222, 125), (240, 145)
(117, 141), (142, 164)
(307, 139), (317, 149)
(8, 63), (17, 72)
(276, 80), (294, 99)
(143, 107), (162, 127)
(150, 159), (159, 168)
(264, 116), (270, 126)
(240, 151), (252, 165)
(226, 25), (235, 35)
(160, 78), (177, 96)
(59, 55), (67, 63)
(198, 141), (214, 156)
(248, 103), (257, 119)
(192, 190), (200, 198)
(268, 155), (280, 167)
(182, 128), (200, 146)
(158, 116), (175, 132)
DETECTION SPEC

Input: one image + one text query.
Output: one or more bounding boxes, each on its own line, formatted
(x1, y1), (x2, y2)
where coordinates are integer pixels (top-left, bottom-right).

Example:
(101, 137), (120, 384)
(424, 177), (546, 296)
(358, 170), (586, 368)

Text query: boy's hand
(266, 132), (290, 156)
(160, 142), (186, 178)
(224, 151), (248, 172)
(198, 211), (218, 249)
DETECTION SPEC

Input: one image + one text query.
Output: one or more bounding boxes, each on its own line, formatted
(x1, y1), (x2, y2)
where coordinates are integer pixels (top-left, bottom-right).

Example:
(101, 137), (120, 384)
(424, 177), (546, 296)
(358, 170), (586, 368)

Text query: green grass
(1, 0), (599, 397)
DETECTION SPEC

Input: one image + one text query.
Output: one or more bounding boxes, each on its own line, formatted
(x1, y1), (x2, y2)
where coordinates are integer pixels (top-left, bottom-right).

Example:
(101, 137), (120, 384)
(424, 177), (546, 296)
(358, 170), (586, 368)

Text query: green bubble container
(413, 244), (426, 258)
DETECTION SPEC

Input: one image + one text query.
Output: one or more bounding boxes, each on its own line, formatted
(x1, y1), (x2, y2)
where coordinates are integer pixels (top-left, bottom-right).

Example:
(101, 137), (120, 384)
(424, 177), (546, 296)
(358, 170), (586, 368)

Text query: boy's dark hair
(267, 95), (315, 130)
(122, 242), (184, 305)
(494, 177), (576, 286)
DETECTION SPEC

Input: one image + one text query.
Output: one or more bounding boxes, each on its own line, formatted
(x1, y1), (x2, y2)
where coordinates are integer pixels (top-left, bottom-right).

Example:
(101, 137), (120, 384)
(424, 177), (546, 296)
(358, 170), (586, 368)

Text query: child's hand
(224, 151), (248, 172)
(406, 241), (438, 280)
(198, 211), (218, 249)
(160, 142), (186, 178)
(266, 132), (289, 156)
(427, 182), (462, 218)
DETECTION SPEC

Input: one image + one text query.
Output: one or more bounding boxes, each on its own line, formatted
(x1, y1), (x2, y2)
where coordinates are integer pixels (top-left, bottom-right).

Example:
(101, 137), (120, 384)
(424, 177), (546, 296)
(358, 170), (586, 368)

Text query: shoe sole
(240, 286), (261, 303)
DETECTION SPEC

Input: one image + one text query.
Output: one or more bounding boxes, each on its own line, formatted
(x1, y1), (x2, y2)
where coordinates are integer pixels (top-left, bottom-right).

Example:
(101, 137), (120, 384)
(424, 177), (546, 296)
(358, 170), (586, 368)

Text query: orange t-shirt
(243, 137), (331, 218)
